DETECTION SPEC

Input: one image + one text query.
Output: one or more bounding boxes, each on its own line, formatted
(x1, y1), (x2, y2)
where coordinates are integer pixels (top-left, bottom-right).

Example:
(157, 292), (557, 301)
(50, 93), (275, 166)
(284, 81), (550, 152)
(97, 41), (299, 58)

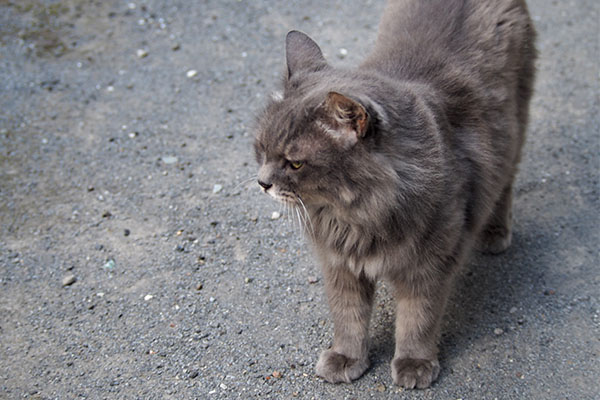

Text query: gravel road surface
(1, 0), (598, 399)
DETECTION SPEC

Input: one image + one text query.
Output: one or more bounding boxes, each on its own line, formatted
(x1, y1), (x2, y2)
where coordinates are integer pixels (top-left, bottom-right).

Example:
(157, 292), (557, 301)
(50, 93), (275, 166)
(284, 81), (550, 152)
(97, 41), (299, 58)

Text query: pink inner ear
(326, 92), (369, 137)
(356, 113), (368, 136)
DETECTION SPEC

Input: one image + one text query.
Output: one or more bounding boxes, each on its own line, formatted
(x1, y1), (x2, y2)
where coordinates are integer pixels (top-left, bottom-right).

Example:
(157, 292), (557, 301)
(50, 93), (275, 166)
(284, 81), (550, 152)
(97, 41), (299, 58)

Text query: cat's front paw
(391, 357), (440, 389)
(315, 349), (369, 383)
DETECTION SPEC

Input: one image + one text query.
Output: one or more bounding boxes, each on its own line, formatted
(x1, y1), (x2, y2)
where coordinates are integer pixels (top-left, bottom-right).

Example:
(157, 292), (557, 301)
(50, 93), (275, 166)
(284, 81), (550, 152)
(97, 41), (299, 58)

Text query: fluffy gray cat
(253, 0), (536, 389)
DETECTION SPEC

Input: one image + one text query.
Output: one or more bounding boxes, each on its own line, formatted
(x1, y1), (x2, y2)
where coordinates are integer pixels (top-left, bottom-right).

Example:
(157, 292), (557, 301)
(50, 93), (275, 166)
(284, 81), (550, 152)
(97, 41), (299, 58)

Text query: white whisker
(295, 206), (303, 233)
(291, 203), (298, 233)
(290, 203), (297, 232)
(286, 202), (293, 230)
(297, 197), (315, 238)
(232, 175), (258, 192)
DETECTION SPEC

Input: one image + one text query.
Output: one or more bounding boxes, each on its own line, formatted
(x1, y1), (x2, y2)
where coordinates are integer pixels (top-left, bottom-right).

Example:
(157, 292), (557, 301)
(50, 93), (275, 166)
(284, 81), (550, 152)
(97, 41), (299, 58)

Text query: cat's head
(254, 31), (380, 209)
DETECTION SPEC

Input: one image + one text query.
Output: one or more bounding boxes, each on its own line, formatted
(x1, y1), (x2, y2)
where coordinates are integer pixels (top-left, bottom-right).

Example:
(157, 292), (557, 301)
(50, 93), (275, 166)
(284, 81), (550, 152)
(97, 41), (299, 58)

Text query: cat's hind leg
(479, 183), (513, 254)
(316, 265), (375, 383)
(479, 20), (536, 255)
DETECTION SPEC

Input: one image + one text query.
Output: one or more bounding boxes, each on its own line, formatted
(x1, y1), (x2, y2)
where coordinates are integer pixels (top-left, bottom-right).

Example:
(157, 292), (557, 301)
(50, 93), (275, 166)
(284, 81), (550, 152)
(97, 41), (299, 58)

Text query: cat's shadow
(368, 220), (553, 383)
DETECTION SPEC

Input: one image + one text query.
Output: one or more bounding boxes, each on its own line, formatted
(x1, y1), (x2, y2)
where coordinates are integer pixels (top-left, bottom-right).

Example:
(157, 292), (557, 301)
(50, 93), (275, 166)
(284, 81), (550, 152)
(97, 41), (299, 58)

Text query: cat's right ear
(286, 31), (327, 79)
(319, 92), (369, 148)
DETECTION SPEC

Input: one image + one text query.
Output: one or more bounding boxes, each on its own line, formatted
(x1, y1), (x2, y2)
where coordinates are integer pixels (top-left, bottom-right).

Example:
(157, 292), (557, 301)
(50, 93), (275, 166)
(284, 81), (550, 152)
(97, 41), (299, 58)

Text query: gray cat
(253, 0), (536, 389)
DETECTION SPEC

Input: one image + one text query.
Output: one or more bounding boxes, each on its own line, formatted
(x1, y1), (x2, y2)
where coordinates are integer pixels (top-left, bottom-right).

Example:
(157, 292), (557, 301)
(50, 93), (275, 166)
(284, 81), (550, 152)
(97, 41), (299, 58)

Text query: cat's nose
(258, 180), (273, 190)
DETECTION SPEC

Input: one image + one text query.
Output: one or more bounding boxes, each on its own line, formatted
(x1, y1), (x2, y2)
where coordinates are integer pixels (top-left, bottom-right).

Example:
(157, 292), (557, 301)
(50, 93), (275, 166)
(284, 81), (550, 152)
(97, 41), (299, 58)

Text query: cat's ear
(286, 31), (327, 78)
(321, 92), (369, 147)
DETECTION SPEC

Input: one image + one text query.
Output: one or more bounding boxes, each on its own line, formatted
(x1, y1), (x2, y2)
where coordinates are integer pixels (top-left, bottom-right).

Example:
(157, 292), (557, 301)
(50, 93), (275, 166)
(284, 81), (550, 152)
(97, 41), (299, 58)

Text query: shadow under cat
(368, 218), (557, 386)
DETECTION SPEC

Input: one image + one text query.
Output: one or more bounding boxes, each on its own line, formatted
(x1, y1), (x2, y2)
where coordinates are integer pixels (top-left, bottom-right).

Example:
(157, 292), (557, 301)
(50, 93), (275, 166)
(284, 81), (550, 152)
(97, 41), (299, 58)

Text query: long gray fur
(254, 0), (536, 389)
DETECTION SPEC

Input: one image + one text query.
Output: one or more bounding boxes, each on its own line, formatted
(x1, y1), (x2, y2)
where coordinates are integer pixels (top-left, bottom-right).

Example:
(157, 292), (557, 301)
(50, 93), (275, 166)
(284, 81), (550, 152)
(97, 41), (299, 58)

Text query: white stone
(162, 156), (178, 164)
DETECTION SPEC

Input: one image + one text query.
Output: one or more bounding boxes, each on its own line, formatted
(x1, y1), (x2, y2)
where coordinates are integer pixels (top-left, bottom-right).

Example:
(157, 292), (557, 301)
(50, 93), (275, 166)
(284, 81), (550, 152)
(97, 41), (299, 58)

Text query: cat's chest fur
(309, 205), (413, 280)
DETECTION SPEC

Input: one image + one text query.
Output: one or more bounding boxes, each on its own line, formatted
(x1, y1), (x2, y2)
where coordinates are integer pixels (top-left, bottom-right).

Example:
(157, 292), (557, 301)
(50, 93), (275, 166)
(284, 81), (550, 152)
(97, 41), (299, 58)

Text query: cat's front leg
(390, 280), (452, 389)
(316, 264), (375, 383)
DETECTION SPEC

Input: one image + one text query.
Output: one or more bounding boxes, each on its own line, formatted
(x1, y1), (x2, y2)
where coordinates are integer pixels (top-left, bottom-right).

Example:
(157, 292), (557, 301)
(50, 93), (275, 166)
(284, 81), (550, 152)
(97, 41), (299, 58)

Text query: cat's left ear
(286, 31), (327, 79)
(321, 92), (369, 147)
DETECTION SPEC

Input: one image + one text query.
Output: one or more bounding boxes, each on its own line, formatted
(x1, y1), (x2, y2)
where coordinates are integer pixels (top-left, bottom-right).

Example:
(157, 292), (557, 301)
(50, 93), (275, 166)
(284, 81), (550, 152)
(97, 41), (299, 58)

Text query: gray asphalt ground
(0, 0), (598, 399)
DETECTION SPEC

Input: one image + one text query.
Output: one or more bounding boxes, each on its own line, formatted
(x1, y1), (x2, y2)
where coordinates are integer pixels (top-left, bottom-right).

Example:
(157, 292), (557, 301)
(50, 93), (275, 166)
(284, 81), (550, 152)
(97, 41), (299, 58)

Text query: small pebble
(375, 383), (386, 392)
(171, 43), (181, 51)
(196, 283), (203, 291)
(161, 156), (178, 164)
(220, 383), (228, 390)
(124, 229), (130, 237)
(136, 49), (148, 58)
(339, 48), (348, 58)
(271, 91), (283, 101)
(186, 69), (198, 78)
(62, 275), (76, 287)
(272, 371), (282, 379)
(244, 277), (253, 283)
(212, 184), (223, 194)
(271, 211), (281, 220)
(128, 132), (138, 138)
(509, 307), (518, 314)
(494, 328), (504, 336)
(144, 294), (153, 301)
(307, 276), (319, 284)
(188, 370), (198, 379)
(103, 259), (116, 270)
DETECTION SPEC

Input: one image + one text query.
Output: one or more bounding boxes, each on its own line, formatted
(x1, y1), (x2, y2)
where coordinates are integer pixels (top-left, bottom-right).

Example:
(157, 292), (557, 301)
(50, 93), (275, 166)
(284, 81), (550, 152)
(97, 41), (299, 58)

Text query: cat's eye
(289, 161), (304, 170)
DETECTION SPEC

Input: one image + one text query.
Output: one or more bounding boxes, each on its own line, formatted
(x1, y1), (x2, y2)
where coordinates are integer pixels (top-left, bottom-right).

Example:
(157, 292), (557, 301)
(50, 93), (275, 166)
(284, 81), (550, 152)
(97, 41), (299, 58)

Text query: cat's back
(362, 0), (535, 83)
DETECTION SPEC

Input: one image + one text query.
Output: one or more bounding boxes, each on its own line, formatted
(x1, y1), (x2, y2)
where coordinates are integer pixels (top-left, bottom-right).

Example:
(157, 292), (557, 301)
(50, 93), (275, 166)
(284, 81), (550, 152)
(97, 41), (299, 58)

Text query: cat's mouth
(262, 186), (314, 234)
(264, 187), (298, 205)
